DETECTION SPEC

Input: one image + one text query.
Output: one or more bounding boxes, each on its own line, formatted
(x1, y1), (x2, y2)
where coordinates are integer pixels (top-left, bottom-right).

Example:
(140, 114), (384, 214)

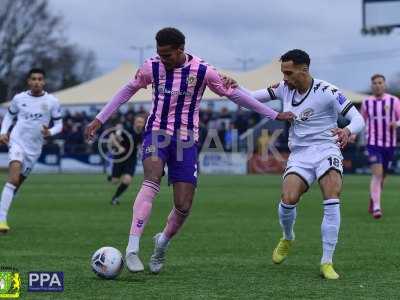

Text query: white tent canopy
(54, 60), (367, 105)
(226, 60), (368, 103)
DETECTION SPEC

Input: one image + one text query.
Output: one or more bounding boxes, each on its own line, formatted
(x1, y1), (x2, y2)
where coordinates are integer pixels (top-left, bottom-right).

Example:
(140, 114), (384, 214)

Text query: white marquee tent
(54, 60), (368, 105)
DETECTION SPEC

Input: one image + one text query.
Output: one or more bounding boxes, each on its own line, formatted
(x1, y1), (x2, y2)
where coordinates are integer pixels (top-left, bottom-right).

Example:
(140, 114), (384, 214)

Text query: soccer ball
(91, 246), (124, 279)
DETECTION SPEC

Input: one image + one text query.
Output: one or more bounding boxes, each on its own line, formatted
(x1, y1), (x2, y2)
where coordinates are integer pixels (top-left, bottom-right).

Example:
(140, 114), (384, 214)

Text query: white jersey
(267, 78), (354, 149)
(8, 91), (62, 156)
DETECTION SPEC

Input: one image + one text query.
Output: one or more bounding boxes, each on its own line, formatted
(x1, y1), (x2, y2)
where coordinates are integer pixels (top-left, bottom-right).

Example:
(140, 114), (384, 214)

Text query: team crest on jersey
(299, 108), (314, 121)
(336, 93), (347, 105)
(385, 105), (390, 112)
(187, 75), (197, 86)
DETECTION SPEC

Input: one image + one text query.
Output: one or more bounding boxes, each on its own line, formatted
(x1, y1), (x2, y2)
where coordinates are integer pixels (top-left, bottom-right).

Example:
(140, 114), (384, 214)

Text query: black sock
(112, 183), (129, 200)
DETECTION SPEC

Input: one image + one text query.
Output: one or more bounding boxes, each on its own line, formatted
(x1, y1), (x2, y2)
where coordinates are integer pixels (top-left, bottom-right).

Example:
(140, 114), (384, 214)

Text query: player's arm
(43, 100), (63, 138)
(390, 97), (400, 128)
(206, 68), (295, 121)
(0, 98), (19, 144)
(85, 62), (152, 140)
(332, 92), (365, 148)
(220, 74), (281, 102)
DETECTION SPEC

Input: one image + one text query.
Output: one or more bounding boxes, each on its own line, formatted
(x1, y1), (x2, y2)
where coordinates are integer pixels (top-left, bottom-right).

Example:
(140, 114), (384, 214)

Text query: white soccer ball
(91, 246), (124, 279)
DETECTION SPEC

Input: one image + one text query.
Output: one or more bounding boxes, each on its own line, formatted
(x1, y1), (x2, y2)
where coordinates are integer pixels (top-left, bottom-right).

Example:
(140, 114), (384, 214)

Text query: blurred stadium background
(0, 0), (399, 177)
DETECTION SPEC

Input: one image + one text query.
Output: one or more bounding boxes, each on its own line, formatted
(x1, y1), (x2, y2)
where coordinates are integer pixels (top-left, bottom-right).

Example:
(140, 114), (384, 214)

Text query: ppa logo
(28, 272), (64, 292)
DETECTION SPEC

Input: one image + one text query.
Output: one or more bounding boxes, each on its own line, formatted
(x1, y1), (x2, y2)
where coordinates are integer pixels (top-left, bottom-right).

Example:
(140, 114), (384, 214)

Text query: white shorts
(8, 143), (40, 177)
(283, 143), (343, 189)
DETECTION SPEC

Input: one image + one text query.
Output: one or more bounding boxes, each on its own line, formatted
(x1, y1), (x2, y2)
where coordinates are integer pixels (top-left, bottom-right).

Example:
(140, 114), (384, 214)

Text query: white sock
(0, 183), (16, 222)
(278, 201), (297, 240)
(158, 232), (170, 248)
(127, 235), (140, 254)
(321, 199), (341, 264)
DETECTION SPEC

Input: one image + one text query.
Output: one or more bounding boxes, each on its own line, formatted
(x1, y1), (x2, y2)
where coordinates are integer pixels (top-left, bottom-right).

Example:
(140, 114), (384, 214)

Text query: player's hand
(0, 133), (9, 145)
(389, 121), (398, 129)
(276, 112), (296, 122)
(41, 125), (51, 138)
(220, 73), (238, 89)
(349, 134), (357, 143)
(85, 118), (102, 141)
(332, 127), (351, 149)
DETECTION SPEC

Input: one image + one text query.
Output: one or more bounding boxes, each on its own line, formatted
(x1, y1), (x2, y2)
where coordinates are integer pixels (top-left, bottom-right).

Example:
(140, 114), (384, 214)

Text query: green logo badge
(0, 268), (20, 298)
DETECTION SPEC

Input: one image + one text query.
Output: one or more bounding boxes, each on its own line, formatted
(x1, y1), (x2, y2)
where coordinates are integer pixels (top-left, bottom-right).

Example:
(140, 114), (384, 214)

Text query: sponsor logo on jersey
(313, 82), (321, 92)
(155, 86), (193, 97)
(299, 108), (314, 121)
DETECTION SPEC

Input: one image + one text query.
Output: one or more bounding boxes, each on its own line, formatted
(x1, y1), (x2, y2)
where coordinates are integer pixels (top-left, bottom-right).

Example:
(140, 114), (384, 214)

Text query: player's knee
(122, 176), (132, 185)
(321, 174), (342, 199)
(281, 191), (300, 205)
(7, 177), (20, 187)
(144, 173), (162, 184)
(111, 178), (119, 185)
(143, 167), (163, 183)
(174, 202), (191, 215)
(322, 184), (341, 199)
(173, 195), (193, 213)
(372, 174), (383, 181)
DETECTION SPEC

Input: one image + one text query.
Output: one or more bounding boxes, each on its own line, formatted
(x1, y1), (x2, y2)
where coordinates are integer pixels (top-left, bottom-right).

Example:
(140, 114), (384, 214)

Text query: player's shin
(112, 183), (129, 201)
(0, 183), (16, 222)
(279, 201), (297, 240)
(159, 207), (189, 247)
(321, 199), (341, 264)
(370, 175), (382, 211)
(127, 180), (160, 253)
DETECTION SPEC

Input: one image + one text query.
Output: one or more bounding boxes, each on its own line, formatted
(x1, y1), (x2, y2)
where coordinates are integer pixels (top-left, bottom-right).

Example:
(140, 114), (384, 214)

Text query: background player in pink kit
(85, 27), (295, 273)
(361, 74), (400, 219)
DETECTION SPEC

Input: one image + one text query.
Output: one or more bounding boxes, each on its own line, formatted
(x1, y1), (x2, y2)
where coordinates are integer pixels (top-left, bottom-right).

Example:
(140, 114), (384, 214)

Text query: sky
(49, 0), (400, 92)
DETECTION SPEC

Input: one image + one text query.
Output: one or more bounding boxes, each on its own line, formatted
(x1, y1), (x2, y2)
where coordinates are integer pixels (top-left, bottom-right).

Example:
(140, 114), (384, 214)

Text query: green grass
(1, 173), (400, 299)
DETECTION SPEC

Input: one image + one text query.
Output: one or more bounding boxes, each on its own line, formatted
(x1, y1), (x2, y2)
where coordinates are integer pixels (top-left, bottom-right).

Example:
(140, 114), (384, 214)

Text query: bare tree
(0, 0), (97, 101)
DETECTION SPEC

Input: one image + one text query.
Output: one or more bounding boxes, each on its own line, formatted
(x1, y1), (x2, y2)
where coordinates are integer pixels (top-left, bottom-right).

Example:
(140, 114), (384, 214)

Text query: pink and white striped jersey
(361, 93), (400, 147)
(131, 54), (235, 141)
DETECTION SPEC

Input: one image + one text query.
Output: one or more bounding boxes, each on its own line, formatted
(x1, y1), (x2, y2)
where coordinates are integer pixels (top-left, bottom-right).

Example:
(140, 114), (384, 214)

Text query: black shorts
(112, 158), (137, 178)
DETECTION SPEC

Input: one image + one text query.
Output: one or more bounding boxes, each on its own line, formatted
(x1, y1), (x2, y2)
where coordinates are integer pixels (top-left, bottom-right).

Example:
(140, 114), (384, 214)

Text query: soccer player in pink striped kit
(85, 28), (295, 273)
(361, 74), (400, 219)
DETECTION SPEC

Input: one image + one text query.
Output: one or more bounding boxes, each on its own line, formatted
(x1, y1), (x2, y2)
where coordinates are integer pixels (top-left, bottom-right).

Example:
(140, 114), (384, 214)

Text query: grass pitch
(1, 173), (399, 299)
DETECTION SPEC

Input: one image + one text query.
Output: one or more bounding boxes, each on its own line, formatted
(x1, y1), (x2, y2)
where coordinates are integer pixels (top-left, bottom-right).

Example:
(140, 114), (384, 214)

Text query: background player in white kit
(225, 49), (365, 279)
(0, 68), (63, 234)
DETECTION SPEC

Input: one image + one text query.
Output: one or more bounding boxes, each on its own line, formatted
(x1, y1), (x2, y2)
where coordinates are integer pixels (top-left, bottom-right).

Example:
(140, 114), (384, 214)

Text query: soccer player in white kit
(0, 68), (62, 234)
(226, 49), (365, 279)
